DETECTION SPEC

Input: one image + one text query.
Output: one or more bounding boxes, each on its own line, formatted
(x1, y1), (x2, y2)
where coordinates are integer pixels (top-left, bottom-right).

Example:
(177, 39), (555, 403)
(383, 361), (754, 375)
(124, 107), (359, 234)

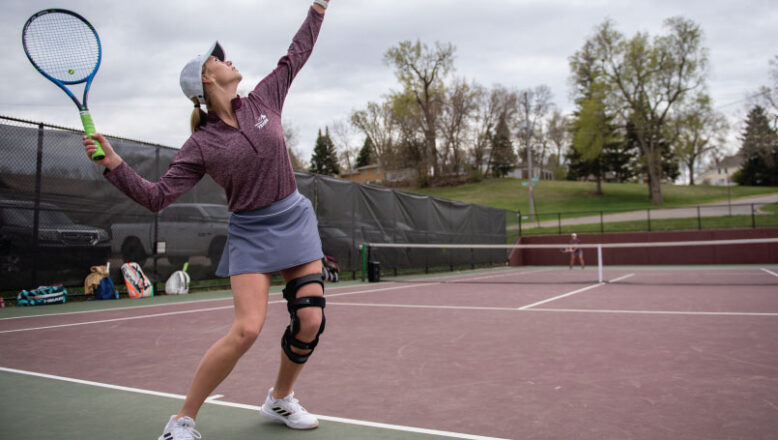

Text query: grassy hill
(407, 178), (778, 215)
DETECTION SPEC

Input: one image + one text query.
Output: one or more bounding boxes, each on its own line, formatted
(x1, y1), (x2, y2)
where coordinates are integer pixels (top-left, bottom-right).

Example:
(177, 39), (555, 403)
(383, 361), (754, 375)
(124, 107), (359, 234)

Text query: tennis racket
(22, 9), (105, 160)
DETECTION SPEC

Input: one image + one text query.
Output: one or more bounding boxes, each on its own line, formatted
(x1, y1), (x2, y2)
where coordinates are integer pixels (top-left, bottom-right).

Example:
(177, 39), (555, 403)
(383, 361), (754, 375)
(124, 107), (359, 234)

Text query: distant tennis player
(568, 233), (585, 269)
(82, 1), (331, 439)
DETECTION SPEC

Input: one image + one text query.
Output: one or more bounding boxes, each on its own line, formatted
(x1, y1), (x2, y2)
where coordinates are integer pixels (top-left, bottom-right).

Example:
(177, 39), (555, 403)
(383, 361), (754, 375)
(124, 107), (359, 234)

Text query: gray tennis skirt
(215, 190), (323, 277)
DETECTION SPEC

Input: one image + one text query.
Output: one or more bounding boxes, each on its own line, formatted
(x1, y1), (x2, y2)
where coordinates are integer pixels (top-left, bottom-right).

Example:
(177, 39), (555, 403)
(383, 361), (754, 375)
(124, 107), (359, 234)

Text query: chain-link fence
(0, 115), (506, 292)
(516, 202), (778, 237)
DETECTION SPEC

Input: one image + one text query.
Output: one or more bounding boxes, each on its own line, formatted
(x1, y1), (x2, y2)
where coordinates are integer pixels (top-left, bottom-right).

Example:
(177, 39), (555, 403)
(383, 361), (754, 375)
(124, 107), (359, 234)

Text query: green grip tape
(183, 262), (189, 272)
(80, 111), (106, 161)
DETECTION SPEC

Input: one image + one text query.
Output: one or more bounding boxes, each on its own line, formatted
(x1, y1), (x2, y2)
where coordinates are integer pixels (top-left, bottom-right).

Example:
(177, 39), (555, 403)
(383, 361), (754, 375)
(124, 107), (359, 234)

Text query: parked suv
(0, 199), (111, 287)
(110, 203), (229, 268)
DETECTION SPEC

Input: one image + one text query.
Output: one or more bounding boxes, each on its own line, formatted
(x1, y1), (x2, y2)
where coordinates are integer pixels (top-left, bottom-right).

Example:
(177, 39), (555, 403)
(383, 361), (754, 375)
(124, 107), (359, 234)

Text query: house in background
(698, 154), (742, 186)
(341, 164), (384, 185)
(341, 165), (418, 186)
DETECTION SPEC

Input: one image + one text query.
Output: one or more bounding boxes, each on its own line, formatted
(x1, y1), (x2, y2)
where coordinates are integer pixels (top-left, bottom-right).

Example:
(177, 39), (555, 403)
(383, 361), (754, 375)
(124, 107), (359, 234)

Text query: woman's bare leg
(176, 273), (271, 419)
(272, 259), (324, 398)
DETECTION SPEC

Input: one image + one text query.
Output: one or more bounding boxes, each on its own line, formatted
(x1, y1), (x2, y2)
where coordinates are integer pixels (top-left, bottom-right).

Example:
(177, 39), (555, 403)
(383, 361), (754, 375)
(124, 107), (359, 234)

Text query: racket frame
(22, 8), (105, 160)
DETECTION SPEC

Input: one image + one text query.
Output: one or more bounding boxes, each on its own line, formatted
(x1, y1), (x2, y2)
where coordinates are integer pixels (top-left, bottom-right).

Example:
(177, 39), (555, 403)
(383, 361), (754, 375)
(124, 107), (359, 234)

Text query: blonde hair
(190, 98), (208, 133)
(189, 61), (210, 133)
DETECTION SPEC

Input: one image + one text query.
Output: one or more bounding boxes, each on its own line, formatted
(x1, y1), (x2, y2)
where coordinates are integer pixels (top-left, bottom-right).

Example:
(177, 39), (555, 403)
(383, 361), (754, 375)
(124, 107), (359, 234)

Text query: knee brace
(281, 273), (325, 364)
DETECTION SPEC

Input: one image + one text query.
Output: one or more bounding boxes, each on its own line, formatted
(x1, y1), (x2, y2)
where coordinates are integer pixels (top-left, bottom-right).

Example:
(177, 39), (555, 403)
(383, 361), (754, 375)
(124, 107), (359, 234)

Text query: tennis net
(361, 238), (778, 285)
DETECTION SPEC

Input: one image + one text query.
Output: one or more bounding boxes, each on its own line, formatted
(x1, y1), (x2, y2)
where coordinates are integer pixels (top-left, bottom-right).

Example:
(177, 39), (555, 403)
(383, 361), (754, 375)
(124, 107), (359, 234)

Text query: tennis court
(1, 263), (777, 439)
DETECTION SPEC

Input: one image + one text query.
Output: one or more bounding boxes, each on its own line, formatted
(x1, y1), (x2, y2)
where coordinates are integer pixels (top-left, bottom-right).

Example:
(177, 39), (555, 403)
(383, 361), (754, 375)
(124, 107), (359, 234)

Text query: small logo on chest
(255, 114), (269, 130)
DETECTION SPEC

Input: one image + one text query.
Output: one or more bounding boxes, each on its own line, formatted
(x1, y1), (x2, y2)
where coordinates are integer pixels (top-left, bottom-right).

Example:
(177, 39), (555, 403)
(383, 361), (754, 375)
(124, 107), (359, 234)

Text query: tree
(356, 136), (374, 168)
(734, 106), (778, 186)
(283, 121), (306, 171)
(516, 86), (554, 178)
(351, 101), (396, 167)
(330, 120), (360, 174)
(310, 128), (340, 176)
(546, 110), (570, 179)
(754, 54), (778, 130)
(490, 112), (517, 177)
(573, 17), (710, 204)
(472, 84), (518, 176)
(384, 40), (456, 176)
(390, 90), (427, 174)
(673, 93), (728, 185)
(570, 82), (618, 194)
(439, 78), (478, 174)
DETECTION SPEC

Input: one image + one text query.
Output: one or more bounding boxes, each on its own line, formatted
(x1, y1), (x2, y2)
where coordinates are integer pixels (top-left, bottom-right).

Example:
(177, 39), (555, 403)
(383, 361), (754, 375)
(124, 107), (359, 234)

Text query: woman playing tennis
(82, 1), (331, 438)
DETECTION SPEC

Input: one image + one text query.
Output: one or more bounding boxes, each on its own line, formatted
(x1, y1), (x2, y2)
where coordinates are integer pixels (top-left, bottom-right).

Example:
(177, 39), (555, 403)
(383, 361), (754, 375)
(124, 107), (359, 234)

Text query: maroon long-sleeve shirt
(105, 7), (324, 213)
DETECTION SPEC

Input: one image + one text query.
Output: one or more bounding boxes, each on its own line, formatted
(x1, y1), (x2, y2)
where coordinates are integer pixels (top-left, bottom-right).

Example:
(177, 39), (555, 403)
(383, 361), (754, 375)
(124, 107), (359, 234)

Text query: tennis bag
(165, 262), (190, 295)
(17, 284), (67, 306)
(94, 275), (119, 300)
(322, 255), (339, 282)
(121, 262), (154, 298)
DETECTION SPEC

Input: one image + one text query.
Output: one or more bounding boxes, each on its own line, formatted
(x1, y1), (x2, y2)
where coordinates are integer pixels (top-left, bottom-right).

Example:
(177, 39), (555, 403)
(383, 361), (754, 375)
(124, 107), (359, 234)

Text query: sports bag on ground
(94, 276), (118, 300)
(322, 255), (339, 282)
(165, 262), (190, 295)
(17, 285), (67, 306)
(121, 262), (154, 298)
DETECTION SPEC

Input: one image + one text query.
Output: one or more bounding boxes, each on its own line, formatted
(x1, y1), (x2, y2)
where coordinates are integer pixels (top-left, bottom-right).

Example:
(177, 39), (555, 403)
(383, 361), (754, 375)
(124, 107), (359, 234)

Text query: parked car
(0, 199), (111, 287)
(110, 203), (228, 268)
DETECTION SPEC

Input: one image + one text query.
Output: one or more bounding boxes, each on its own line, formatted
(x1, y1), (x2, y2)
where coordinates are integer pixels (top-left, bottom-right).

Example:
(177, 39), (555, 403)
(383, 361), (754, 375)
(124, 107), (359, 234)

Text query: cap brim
(208, 41), (225, 62)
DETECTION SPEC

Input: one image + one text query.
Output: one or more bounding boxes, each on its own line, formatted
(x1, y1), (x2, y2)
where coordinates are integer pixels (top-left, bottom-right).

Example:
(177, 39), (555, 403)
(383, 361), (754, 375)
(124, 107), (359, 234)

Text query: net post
(557, 212), (562, 234)
(597, 244), (603, 283)
(751, 204), (756, 228)
(517, 210), (522, 237)
(647, 209), (651, 232)
(697, 206), (701, 230)
(360, 243), (367, 282)
(600, 211), (604, 234)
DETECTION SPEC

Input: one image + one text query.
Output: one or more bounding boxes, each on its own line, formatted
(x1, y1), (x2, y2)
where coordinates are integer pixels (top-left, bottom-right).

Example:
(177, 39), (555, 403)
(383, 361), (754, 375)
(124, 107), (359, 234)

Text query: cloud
(2, 0), (776, 161)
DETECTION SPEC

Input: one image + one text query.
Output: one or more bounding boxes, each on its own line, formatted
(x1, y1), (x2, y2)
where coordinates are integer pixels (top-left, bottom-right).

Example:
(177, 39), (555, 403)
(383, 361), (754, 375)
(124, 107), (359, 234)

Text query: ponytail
(190, 98), (208, 133)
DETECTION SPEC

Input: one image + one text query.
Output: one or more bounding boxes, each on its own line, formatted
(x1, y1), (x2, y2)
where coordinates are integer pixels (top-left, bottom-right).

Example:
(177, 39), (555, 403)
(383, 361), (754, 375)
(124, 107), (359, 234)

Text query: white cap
(571, 233), (577, 237)
(179, 41), (225, 105)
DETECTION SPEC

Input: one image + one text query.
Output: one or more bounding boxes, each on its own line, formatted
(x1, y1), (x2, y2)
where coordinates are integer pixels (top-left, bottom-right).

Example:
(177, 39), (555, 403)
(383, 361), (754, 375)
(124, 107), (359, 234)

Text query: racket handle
(183, 262), (189, 273)
(80, 111), (106, 161)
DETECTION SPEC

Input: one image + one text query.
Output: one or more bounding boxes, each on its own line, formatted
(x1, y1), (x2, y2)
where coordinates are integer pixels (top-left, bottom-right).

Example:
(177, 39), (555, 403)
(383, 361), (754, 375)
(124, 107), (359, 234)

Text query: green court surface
(0, 369), (472, 440)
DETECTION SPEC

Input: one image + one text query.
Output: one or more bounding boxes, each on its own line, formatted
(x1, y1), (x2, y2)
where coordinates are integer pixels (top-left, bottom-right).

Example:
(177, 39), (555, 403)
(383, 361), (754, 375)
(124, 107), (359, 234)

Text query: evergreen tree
(489, 112), (517, 177)
(356, 136), (374, 168)
(735, 106), (778, 186)
(310, 127), (341, 176)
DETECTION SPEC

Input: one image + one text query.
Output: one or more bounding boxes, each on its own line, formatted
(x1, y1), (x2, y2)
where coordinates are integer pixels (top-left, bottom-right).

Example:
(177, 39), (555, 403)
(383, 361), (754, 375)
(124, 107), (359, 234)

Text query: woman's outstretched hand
(83, 133), (123, 170)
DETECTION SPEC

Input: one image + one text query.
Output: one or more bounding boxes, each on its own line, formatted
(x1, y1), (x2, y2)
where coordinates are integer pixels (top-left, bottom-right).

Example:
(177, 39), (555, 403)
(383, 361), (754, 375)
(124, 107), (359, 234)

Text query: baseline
(0, 366), (509, 440)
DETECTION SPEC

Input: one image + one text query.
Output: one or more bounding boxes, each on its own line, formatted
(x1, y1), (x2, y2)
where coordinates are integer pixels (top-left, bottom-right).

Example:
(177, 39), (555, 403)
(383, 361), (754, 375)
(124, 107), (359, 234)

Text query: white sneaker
(158, 415), (202, 440)
(260, 388), (319, 429)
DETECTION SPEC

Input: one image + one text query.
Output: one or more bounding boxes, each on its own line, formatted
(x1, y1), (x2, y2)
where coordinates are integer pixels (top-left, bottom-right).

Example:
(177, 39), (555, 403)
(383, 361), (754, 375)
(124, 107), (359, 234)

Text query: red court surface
(1, 265), (777, 439)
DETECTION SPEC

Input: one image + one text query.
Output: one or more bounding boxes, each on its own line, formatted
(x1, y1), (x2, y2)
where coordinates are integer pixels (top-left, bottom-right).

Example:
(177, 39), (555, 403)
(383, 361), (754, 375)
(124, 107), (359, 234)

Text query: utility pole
(522, 111), (536, 222)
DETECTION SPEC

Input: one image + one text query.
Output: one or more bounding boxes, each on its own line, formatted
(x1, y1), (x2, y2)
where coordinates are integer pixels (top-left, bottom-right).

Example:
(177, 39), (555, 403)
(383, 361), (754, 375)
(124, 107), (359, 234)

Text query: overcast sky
(2, 0), (776, 163)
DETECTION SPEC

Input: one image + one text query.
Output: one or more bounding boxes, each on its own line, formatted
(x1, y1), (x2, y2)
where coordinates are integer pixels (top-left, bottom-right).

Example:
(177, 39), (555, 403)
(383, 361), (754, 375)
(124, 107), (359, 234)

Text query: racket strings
(23, 12), (100, 83)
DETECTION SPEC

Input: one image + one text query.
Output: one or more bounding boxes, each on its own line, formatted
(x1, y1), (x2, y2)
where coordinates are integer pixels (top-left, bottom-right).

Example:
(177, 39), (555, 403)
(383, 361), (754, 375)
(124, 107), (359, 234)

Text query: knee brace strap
(281, 274), (325, 364)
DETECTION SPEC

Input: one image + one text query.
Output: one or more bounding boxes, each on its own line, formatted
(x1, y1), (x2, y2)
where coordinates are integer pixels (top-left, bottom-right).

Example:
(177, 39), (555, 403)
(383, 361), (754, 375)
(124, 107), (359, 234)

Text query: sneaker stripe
(163, 434), (173, 439)
(272, 406), (291, 417)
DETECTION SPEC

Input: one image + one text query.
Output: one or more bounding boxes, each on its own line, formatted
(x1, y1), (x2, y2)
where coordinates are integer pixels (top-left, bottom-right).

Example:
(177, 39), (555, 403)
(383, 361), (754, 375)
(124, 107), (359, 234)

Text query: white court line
(0, 366), (509, 440)
(608, 273), (635, 283)
(0, 278), (507, 334)
(327, 302), (519, 312)
(517, 283), (603, 310)
(0, 268), (540, 323)
(761, 268), (778, 277)
(325, 283), (437, 298)
(0, 304), (235, 334)
(527, 308), (778, 317)
(0, 296), (235, 321)
(326, 268), (553, 299)
(517, 273), (635, 310)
